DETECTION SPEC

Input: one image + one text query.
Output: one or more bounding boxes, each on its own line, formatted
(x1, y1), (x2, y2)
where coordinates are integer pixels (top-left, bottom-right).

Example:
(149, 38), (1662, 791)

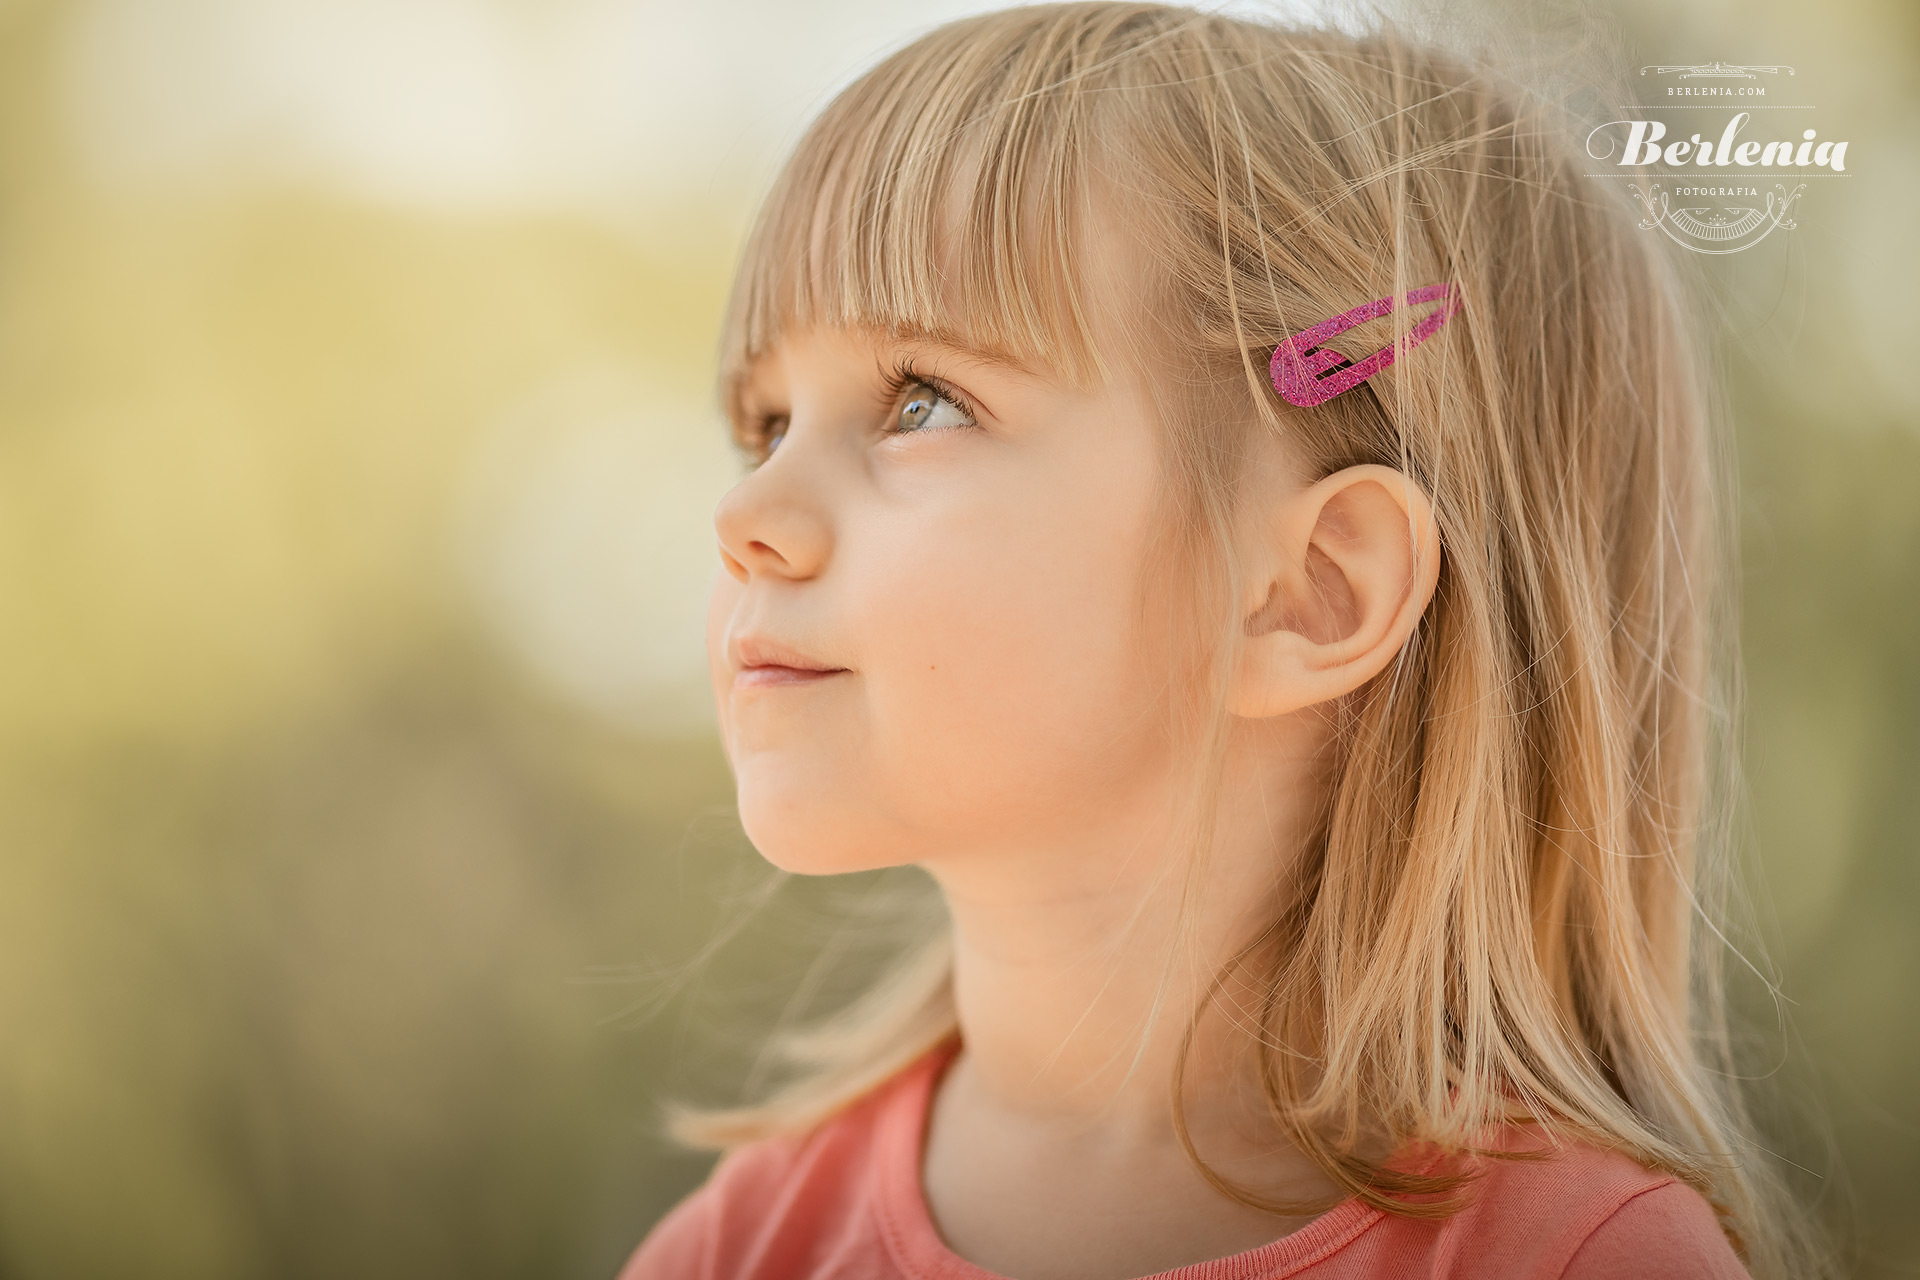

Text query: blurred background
(0, 0), (1913, 1276)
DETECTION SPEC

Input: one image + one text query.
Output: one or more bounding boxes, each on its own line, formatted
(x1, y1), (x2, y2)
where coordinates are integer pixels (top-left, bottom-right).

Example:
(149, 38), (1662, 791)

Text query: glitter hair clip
(1269, 283), (1460, 408)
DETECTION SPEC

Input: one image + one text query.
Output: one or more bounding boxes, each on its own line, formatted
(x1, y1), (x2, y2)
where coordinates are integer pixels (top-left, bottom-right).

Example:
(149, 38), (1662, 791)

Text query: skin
(706, 308), (1441, 1277)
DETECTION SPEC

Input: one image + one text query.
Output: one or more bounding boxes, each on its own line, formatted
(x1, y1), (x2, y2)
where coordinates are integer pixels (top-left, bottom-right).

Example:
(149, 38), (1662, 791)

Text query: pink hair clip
(1269, 283), (1459, 408)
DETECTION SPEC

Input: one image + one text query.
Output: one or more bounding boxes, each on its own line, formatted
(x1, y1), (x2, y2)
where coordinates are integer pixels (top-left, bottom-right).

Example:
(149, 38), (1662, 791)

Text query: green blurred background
(0, 0), (1913, 1276)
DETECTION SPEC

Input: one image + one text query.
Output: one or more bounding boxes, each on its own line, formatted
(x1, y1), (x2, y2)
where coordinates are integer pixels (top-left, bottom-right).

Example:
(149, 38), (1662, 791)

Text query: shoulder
(1434, 1130), (1750, 1280)
(1559, 1178), (1750, 1280)
(614, 1054), (941, 1280)
(614, 1124), (871, 1280)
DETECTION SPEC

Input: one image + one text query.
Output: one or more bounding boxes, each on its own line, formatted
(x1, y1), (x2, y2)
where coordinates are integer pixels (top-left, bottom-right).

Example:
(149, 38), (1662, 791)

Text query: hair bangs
(718, 8), (1180, 420)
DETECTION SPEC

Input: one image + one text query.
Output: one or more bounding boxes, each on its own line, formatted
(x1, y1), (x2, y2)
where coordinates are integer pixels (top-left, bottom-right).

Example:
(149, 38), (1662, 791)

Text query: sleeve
(614, 1182), (716, 1280)
(1560, 1181), (1752, 1280)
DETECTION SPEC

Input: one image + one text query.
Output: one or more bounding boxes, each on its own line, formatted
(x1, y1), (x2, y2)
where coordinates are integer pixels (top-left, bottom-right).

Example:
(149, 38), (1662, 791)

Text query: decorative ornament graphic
(1628, 182), (1807, 255)
(1638, 62), (1795, 79)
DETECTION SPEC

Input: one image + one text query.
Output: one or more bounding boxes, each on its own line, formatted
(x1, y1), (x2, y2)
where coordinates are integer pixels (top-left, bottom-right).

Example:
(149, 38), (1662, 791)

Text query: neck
(921, 715), (1326, 1142)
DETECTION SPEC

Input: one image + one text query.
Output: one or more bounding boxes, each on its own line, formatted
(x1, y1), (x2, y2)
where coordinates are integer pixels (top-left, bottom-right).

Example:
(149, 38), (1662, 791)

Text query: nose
(713, 434), (834, 584)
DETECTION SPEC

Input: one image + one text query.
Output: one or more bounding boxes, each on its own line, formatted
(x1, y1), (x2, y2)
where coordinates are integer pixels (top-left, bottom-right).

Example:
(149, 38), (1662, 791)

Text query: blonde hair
(676, 5), (1826, 1276)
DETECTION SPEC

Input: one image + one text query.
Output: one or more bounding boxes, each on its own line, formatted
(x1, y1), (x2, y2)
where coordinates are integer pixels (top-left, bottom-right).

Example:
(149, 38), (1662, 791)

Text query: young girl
(623, 5), (1823, 1277)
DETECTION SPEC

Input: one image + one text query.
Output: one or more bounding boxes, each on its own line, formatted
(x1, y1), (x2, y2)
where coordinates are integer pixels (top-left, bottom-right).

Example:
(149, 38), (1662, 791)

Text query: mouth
(728, 631), (850, 690)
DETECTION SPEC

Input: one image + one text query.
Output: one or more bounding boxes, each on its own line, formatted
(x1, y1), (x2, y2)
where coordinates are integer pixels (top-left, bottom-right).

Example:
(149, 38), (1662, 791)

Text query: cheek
(850, 477), (1174, 847)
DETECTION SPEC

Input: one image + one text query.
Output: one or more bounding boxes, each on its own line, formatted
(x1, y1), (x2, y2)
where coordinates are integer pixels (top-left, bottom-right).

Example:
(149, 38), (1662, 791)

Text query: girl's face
(706, 325), (1185, 877)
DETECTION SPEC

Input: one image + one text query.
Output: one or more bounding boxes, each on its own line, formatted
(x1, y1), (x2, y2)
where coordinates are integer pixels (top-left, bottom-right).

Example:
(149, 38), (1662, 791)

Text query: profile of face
(705, 305), (1442, 884)
(705, 325), (1184, 877)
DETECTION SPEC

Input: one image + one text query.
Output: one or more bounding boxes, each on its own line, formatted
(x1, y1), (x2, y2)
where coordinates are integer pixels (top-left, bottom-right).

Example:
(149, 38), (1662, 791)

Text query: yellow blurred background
(0, 0), (1914, 1276)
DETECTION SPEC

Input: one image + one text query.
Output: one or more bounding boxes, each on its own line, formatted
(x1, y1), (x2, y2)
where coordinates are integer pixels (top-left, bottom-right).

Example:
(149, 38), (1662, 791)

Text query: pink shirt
(621, 1043), (1749, 1279)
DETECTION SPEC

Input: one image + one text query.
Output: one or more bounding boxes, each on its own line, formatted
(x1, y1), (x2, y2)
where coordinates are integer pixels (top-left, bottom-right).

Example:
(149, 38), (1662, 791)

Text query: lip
(733, 666), (848, 690)
(729, 631), (850, 690)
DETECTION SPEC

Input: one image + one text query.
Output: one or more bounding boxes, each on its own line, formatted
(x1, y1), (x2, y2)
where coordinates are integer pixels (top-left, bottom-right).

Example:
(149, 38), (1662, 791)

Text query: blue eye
(893, 383), (973, 433)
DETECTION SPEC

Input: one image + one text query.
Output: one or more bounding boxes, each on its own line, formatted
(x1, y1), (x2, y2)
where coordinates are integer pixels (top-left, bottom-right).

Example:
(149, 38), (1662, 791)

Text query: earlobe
(1229, 464), (1440, 719)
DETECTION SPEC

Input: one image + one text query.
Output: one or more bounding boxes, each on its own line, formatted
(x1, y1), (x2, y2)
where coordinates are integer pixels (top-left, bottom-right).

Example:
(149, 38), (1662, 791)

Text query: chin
(735, 780), (911, 877)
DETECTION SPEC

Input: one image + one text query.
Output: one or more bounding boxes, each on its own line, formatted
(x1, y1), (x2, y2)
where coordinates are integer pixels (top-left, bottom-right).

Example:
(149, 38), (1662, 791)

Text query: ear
(1229, 464), (1441, 719)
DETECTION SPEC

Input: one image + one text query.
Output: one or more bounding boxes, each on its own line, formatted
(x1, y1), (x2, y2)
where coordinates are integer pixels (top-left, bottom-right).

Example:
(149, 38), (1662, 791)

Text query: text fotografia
(1587, 113), (1849, 172)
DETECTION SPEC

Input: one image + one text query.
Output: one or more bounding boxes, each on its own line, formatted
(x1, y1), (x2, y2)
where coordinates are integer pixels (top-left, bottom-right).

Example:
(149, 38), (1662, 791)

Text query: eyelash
(880, 360), (980, 434)
(737, 360), (979, 466)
